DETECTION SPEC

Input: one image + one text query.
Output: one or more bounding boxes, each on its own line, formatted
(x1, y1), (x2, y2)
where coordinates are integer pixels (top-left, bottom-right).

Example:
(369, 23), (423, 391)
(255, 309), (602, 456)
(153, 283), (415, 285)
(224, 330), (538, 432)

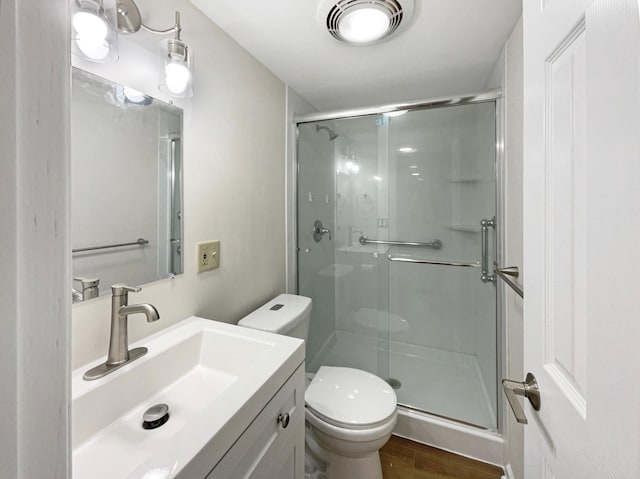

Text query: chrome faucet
(72, 277), (100, 303)
(83, 284), (160, 380)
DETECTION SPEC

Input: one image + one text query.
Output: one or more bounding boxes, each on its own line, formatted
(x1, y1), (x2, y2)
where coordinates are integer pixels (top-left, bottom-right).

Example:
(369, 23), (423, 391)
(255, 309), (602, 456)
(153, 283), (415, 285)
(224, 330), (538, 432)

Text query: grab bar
(72, 238), (149, 253)
(388, 255), (481, 268)
(360, 235), (442, 249)
(495, 266), (524, 298)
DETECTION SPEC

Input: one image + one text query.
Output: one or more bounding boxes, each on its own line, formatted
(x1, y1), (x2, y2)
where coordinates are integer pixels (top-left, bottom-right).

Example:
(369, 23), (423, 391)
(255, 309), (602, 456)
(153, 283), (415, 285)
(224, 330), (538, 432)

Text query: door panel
(523, 0), (640, 477)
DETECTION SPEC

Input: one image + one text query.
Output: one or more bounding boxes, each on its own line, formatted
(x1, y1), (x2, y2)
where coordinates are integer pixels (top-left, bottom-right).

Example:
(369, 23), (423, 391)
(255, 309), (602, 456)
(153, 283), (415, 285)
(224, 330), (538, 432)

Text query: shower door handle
(502, 373), (541, 424)
(481, 217), (496, 282)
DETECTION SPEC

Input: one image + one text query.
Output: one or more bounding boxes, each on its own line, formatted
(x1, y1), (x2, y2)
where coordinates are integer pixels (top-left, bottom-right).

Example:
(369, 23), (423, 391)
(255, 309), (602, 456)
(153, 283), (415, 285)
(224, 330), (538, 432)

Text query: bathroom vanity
(72, 317), (305, 479)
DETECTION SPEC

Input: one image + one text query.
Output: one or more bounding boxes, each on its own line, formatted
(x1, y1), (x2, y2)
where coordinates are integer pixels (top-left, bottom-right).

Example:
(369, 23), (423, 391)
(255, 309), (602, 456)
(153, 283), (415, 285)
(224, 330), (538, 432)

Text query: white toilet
(238, 293), (397, 479)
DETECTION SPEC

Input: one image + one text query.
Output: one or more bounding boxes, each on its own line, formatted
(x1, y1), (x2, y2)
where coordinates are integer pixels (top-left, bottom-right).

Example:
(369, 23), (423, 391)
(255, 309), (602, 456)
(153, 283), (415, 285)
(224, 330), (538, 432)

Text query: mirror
(71, 68), (183, 301)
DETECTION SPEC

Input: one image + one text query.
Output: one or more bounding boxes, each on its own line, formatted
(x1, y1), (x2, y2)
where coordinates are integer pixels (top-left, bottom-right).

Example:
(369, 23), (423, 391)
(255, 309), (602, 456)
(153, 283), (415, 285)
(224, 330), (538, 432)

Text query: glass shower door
(297, 117), (391, 382)
(384, 102), (498, 429)
(296, 100), (498, 431)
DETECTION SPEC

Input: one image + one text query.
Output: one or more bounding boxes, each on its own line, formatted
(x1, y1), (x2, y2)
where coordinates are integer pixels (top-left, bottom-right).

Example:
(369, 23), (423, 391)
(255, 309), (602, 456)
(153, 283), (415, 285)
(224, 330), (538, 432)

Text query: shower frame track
(294, 88), (501, 123)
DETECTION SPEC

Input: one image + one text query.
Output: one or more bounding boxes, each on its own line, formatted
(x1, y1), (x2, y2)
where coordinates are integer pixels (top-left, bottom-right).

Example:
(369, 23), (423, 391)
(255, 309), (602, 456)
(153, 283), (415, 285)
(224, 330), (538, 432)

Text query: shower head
(316, 124), (339, 141)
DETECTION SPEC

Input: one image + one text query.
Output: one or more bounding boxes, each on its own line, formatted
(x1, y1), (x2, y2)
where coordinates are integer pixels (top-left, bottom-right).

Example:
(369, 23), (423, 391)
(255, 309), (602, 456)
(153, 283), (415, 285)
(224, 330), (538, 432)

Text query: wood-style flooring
(380, 435), (504, 479)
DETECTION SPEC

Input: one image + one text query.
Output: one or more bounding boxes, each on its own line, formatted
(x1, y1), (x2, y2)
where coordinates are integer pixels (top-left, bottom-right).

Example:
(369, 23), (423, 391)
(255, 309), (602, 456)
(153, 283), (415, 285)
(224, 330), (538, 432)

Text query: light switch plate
(197, 240), (220, 273)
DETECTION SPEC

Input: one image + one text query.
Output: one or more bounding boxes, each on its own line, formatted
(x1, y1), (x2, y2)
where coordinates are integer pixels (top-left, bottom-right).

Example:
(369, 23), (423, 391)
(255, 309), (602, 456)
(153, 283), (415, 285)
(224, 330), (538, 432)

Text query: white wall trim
(503, 463), (516, 479)
(394, 408), (505, 466)
(0, 0), (71, 476)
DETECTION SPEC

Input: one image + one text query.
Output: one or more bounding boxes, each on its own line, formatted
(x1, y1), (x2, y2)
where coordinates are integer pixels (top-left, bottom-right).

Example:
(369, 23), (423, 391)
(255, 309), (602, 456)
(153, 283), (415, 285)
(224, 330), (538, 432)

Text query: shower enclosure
(296, 94), (500, 431)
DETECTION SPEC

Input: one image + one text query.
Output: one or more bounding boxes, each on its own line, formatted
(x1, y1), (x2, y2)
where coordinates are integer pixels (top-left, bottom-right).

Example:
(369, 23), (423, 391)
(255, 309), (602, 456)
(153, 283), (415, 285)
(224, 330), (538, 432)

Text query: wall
(489, 16), (524, 479)
(0, 0), (70, 477)
(71, 0), (287, 368)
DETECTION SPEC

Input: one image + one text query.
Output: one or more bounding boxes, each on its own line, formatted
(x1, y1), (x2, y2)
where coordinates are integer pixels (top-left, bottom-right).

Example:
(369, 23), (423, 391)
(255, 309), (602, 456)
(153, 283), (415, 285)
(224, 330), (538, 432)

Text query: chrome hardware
(83, 284), (160, 381)
(495, 265), (524, 298)
(295, 89), (502, 124)
(142, 403), (170, 430)
(313, 220), (332, 242)
(502, 373), (541, 424)
(481, 217), (496, 282)
(72, 238), (149, 254)
(388, 255), (481, 268)
(72, 277), (100, 303)
(359, 235), (442, 249)
(143, 403), (169, 423)
(277, 412), (290, 429)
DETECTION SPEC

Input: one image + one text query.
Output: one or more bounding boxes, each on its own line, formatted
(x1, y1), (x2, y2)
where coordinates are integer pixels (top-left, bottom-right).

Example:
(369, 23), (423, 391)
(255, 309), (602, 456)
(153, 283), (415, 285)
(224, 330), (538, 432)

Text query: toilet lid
(305, 366), (397, 428)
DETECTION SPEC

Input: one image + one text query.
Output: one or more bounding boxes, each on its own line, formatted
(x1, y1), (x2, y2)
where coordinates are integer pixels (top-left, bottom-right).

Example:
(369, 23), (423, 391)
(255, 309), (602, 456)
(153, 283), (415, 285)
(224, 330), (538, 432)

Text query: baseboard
(394, 407), (504, 467)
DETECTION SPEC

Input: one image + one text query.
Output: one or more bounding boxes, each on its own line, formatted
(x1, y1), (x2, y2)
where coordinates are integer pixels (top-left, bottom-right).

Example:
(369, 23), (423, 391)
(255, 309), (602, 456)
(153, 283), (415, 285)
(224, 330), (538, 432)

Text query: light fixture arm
(141, 11), (182, 39)
(116, 0), (181, 39)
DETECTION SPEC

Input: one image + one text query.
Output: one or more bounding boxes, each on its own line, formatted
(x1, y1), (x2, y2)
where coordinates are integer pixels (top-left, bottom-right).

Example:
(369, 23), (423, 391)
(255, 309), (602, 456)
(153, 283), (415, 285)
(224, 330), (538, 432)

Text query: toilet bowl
(238, 294), (398, 479)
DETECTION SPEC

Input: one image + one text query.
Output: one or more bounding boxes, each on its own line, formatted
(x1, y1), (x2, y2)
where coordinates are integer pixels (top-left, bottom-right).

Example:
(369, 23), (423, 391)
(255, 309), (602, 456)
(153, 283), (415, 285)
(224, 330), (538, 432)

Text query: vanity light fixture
(72, 0), (119, 63)
(117, 0), (193, 98)
(320, 0), (414, 46)
(72, 0), (193, 98)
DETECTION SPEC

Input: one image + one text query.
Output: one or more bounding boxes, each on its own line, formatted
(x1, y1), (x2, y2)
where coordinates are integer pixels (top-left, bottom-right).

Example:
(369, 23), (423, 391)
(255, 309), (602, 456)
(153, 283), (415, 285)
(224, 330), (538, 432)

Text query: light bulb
(338, 8), (390, 43)
(165, 62), (190, 94)
(73, 9), (110, 61)
(73, 11), (108, 39)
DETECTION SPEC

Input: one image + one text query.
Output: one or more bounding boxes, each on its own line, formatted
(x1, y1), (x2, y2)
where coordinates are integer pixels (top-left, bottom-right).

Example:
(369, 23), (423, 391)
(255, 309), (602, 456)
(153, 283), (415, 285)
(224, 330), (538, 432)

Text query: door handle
(502, 372), (541, 424)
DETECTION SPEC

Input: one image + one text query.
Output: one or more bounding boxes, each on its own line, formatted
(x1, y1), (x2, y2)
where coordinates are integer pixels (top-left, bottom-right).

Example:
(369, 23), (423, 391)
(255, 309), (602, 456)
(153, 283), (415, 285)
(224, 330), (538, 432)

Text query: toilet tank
(238, 294), (312, 341)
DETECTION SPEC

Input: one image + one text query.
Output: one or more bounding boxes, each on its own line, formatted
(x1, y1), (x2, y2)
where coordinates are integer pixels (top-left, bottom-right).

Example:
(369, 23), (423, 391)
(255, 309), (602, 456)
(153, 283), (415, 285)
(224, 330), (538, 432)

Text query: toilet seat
(305, 366), (397, 430)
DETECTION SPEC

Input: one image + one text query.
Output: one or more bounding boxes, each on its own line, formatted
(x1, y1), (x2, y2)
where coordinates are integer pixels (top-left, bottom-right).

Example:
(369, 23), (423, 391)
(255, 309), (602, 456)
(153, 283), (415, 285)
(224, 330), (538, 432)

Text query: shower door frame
(289, 89), (507, 436)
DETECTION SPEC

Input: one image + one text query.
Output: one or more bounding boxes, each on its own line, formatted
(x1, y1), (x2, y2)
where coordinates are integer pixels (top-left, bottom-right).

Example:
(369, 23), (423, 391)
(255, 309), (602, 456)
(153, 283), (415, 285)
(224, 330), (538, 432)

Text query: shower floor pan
(309, 330), (497, 430)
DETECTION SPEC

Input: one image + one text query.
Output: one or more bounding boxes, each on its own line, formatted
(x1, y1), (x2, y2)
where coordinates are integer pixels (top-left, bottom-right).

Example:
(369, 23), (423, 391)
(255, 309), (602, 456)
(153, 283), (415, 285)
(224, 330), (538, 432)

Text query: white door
(523, 0), (640, 478)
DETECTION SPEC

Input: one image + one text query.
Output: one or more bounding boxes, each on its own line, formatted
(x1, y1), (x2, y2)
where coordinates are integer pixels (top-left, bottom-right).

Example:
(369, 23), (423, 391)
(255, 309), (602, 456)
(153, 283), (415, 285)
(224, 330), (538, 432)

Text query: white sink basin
(72, 316), (304, 479)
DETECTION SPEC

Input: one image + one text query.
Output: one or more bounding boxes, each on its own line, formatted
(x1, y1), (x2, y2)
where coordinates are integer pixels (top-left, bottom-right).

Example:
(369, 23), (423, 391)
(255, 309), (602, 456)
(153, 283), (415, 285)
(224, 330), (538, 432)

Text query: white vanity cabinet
(205, 364), (305, 479)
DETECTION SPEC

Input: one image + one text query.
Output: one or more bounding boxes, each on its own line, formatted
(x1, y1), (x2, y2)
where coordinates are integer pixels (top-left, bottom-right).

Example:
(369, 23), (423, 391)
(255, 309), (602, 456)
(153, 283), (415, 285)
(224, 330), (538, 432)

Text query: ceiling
(190, 1), (522, 111)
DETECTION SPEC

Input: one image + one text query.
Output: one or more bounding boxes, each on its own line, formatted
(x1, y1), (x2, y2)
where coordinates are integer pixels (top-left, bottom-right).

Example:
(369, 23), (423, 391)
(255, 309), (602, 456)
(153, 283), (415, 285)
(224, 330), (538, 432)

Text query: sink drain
(386, 378), (402, 389)
(142, 403), (170, 430)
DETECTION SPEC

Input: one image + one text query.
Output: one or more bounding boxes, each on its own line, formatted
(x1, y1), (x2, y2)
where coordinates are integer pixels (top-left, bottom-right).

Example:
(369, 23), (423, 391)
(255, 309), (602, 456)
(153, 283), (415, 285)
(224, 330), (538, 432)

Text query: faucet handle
(111, 284), (142, 296)
(74, 277), (100, 288)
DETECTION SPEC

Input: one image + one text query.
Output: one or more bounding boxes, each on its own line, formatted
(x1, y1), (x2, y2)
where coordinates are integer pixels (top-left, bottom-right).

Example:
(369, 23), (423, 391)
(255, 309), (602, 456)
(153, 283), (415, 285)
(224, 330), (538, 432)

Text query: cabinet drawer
(206, 365), (305, 479)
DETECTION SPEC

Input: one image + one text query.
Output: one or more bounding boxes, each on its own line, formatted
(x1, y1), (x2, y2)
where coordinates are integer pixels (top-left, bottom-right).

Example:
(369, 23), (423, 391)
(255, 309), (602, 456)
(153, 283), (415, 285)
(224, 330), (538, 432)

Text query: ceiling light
(409, 165), (418, 169)
(321, 0), (414, 46)
(373, 176), (382, 181)
(399, 147), (418, 153)
(411, 173), (420, 176)
(340, 8), (389, 43)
